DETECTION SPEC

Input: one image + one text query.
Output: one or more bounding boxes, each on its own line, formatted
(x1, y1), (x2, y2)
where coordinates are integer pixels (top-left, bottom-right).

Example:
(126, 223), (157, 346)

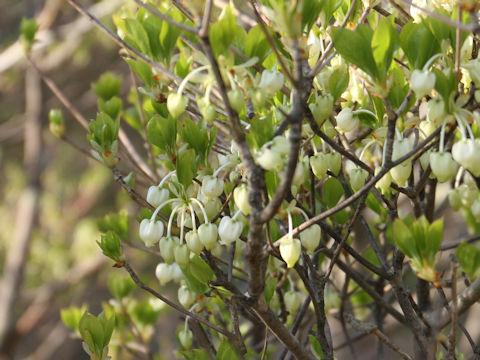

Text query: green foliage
(107, 274), (135, 300)
(97, 211), (130, 239)
(456, 242), (480, 280)
(19, 17), (38, 52)
(97, 231), (124, 263)
(92, 72), (123, 101)
(147, 115), (177, 157)
(393, 216), (443, 281)
(78, 312), (115, 360)
(61, 304), (88, 333)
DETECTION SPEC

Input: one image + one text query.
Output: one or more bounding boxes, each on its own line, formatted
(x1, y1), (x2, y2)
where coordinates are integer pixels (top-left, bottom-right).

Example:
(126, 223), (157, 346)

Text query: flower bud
(178, 328), (193, 349)
(411, 70), (436, 98)
(310, 153), (328, 179)
(472, 197), (480, 221)
(280, 237), (301, 268)
(448, 188), (462, 211)
(155, 263), (173, 285)
(201, 175), (224, 199)
(174, 244), (190, 267)
(185, 230), (204, 255)
(234, 184), (250, 215)
(336, 107), (359, 133)
(257, 146), (284, 171)
(178, 284), (196, 308)
(198, 223), (218, 250)
(227, 89), (245, 113)
(147, 186), (169, 208)
(198, 99), (216, 124)
(427, 96), (445, 125)
(218, 216), (244, 245)
(429, 152), (458, 183)
(139, 219), (164, 247)
(300, 224), (321, 253)
(284, 290), (302, 314)
(375, 167), (392, 194)
(271, 136), (290, 156)
(322, 120), (337, 138)
(167, 93), (188, 118)
(159, 236), (178, 264)
(292, 160), (307, 186)
(48, 109), (65, 138)
(392, 138), (413, 163)
(390, 162), (412, 186)
(452, 139), (480, 177)
(309, 94), (334, 124)
(463, 58), (480, 85)
(326, 152), (342, 176)
(459, 184), (477, 207)
(349, 167), (368, 192)
(258, 69), (284, 96)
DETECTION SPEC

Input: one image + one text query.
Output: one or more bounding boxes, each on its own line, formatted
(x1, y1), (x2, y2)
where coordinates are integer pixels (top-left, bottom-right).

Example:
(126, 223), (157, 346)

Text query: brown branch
(123, 262), (233, 337)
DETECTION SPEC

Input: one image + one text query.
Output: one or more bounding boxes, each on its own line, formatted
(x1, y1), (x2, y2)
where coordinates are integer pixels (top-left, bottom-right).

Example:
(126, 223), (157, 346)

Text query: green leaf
(264, 277), (277, 304)
(182, 349), (210, 360)
(98, 97), (122, 121)
(247, 114), (275, 149)
(427, 218), (443, 259)
(158, 8), (183, 61)
(328, 68), (349, 101)
(209, 4), (237, 56)
(400, 22), (440, 69)
(176, 148), (197, 188)
(433, 68), (456, 109)
(301, 0), (323, 32)
(388, 67), (409, 111)
(331, 25), (378, 81)
(371, 17), (399, 82)
(19, 18), (38, 51)
(92, 72), (122, 101)
(216, 340), (240, 360)
(189, 256), (215, 284)
(124, 18), (152, 58)
(97, 211), (130, 239)
(97, 231), (124, 262)
(323, 177), (344, 207)
(107, 274), (135, 300)
(368, 90), (385, 125)
(393, 218), (415, 259)
(125, 58), (154, 87)
(180, 264), (209, 294)
(61, 305), (88, 332)
(181, 118), (208, 161)
(245, 25), (270, 63)
(128, 300), (160, 326)
(79, 313), (104, 354)
(147, 115), (177, 156)
(457, 242), (480, 280)
(309, 334), (324, 358)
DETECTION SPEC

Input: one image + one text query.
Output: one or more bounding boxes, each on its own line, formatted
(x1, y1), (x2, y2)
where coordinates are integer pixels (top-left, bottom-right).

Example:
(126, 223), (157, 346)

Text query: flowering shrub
(21, 0), (480, 358)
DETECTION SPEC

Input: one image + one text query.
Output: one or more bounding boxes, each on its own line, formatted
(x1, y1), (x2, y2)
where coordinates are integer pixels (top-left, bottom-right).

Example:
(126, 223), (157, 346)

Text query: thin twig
(124, 262), (233, 337)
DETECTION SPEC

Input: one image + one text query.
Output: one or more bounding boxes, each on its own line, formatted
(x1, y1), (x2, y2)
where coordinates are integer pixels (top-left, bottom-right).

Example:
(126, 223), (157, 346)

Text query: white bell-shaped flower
(146, 186), (169, 207)
(429, 152), (458, 183)
(452, 139), (480, 176)
(411, 69), (435, 98)
(336, 107), (359, 133)
(198, 223), (218, 250)
(218, 216), (244, 245)
(258, 69), (284, 96)
(300, 224), (321, 253)
(139, 219), (164, 247)
(201, 175), (224, 199)
(280, 237), (301, 268)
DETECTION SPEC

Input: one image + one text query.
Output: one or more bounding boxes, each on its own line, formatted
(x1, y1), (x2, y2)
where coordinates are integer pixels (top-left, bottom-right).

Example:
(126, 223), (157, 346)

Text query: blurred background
(0, 1), (179, 359)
